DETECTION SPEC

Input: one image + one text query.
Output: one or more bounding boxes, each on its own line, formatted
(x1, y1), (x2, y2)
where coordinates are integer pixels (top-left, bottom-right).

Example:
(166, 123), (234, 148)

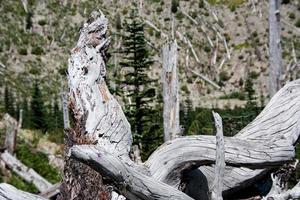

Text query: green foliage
(119, 10), (159, 159)
(8, 172), (39, 193)
(31, 46), (44, 55)
(282, 0), (290, 4)
(289, 13), (295, 20)
(38, 19), (47, 26)
(18, 48), (28, 55)
(16, 142), (61, 183)
(31, 81), (47, 130)
(175, 11), (184, 20)
(116, 13), (122, 30)
(171, 0), (179, 13)
(4, 85), (16, 117)
(219, 91), (246, 100)
(295, 19), (300, 28)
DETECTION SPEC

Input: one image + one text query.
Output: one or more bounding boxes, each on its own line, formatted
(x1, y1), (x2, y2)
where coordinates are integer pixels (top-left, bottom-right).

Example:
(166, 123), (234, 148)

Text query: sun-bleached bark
(0, 183), (46, 200)
(211, 112), (225, 200)
(3, 114), (18, 154)
(268, 0), (282, 97)
(59, 11), (300, 200)
(0, 150), (52, 192)
(161, 40), (180, 141)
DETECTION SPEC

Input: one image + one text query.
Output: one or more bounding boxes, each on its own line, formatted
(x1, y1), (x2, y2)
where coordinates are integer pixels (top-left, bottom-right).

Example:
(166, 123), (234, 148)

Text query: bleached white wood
(268, 0), (282, 97)
(65, 11), (300, 200)
(0, 183), (46, 200)
(211, 112), (224, 200)
(0, 151), (52, 192)
(68, 11), (132, 157)
(187, 68), (221, 90)
(4, 114), (18, 154)
(60, 92), (70, 129)
(18, 109), (23, 130)
(40, 182), (60, 199)
(187, 39), (200, 63)
(263, 161), (300, 200)
(69, 145), (193, 200)
(146, 135), (294, 187)
(144, 20), (167, 38)
(161, 40), (180, 141)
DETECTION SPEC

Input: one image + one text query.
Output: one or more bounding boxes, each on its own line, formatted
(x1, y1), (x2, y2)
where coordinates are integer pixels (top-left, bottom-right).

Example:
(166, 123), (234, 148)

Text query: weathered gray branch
(0, 183), (46, 200)
(69, 145), (193, 200)
(0, 151), (52, 192)
(162, 40), (180, 141)
(211, 112), (225, 200)
(4, 114), (18, 154)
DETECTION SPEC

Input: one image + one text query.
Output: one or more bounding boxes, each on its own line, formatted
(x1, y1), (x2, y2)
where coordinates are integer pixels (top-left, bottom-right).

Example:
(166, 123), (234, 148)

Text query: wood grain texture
(0, 151), (52, 192)
(0, 183), (46, 200)
(162, 40), (180, 141)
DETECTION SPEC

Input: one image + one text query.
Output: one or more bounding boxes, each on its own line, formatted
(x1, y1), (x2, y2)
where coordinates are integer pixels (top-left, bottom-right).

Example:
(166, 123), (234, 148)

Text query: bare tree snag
(0, 151), (52, 192)
(269, 0), (282, 97)
(4, 114), (18, 154)
(0, 183), (46, 200)
(62, 11), (300, 200)
(211, 112), (225, 200)
(162, 40), (180, 141)
(58, 11), (119, 200)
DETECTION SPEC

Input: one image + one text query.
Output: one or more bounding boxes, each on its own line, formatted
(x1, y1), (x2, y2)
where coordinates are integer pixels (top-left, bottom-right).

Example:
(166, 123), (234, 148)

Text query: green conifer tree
(31, 81), (46, 130)
(21, 97), (31, 129)
(119, 10), (156, 158)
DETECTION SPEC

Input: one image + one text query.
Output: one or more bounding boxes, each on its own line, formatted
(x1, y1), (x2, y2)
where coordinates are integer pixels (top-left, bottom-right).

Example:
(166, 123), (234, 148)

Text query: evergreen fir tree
(171, 0), (179, 13)
(21, 97), (31, 129)
(119, 10), (156, 158)
(31, 81), (46, 130)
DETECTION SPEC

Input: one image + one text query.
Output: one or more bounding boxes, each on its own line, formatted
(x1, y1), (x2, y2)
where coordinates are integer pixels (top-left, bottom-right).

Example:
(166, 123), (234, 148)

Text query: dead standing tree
(62, 11), (300, 200)
(161, 40), (180, 141)
(268, 0), (282, 97)
(2, 11), (300, 200)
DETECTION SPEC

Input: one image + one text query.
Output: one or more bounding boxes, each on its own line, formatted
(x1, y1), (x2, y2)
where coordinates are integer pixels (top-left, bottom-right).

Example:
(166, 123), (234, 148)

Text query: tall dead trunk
(57, 12), (112, 200)
(161, 40), (180, 141)
(268, 0), (282, 97)
(4, 114), (18, 154)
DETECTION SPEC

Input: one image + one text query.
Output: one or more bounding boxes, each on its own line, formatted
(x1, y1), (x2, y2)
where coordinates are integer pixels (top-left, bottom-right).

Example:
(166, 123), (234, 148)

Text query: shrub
(18, 48), (27, 55)
(289, 13), (295, 20)
(295, 19), (300, 28)
(38, 19), (47, 26)
(31, 46), (44, 55)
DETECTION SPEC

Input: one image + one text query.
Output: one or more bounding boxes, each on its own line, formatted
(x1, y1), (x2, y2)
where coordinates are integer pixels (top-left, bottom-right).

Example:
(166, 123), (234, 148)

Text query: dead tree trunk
(3, 114), (18, 154)
(161, 40), (180, 141)
(268, 0), (282, 97)
(63, 11), (300, 200)
(58, 11), (112, 200)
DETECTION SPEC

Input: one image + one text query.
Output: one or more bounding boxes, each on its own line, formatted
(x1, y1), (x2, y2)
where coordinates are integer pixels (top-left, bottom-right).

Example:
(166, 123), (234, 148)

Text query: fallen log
(0, 150), (52, 193)
(0, 183), (46, 200)
(63, 11), (300, 200)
